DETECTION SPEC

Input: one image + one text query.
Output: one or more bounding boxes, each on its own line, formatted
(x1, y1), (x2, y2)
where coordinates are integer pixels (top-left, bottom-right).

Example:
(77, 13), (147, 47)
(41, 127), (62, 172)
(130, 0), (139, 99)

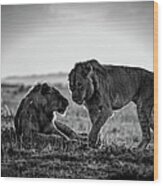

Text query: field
(1, 74), (154, 180)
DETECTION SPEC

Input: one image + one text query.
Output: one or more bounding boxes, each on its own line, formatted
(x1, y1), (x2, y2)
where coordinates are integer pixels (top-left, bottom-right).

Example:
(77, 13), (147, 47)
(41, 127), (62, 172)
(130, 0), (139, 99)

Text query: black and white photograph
(1, 1), (156, 180)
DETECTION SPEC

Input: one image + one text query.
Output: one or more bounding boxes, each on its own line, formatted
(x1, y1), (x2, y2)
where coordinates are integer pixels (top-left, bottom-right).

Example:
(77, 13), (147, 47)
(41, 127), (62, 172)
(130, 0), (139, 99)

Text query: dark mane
(75, 59), (107, 77)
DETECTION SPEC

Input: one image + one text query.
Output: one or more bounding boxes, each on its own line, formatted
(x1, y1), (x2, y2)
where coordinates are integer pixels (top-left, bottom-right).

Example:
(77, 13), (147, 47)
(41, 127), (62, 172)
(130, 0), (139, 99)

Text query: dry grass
(1, 83), (154, 180)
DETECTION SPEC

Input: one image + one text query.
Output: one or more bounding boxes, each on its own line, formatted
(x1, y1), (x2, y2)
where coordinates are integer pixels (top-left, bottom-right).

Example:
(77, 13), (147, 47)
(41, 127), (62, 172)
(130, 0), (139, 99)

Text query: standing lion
(14, 83), (69, 146)
(68, 59), (154, 150)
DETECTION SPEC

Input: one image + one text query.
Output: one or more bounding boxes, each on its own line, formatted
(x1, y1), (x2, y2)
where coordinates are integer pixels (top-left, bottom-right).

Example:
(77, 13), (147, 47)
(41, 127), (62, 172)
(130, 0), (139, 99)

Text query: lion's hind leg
(137, 103), (152, 150)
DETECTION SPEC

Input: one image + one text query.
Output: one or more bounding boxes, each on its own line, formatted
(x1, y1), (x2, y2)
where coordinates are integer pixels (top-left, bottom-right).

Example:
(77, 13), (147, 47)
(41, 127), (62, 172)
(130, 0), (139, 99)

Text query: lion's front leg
(88, 107), (111, 148)
(43, 123), (70, 140)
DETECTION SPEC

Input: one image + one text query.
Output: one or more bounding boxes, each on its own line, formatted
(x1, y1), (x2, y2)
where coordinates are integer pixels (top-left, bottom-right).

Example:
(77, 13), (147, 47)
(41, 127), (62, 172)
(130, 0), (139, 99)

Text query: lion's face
(68, 63), (94, 105)
(42, 83), (69, 114)
(34, 83), (69, 115)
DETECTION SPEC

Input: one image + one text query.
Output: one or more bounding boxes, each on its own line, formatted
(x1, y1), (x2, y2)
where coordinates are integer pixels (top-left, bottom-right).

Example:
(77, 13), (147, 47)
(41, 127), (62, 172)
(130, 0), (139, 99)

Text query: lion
(14, 83), (69, 146)
(68, 59), (154, 150)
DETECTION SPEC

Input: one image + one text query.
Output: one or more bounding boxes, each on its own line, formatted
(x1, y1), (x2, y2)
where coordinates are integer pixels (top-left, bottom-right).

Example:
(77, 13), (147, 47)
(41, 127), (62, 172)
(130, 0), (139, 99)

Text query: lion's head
(14, 83), (68, 146)
(68, 59), (104, 105)
(14, 83), (69, 143)
(15, 83), (69, 127)
(29, 83), (69, 115)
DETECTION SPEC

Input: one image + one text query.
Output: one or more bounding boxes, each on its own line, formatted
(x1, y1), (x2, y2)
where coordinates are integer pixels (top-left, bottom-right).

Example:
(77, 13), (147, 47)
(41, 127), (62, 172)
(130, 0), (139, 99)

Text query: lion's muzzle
(72, 96), (83, 105)
(58, 98), (69, 114)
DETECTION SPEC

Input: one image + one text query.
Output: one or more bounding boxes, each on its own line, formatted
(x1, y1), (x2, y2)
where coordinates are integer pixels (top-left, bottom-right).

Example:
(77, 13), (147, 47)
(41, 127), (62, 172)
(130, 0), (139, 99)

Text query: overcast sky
(1, 1), (154, 78)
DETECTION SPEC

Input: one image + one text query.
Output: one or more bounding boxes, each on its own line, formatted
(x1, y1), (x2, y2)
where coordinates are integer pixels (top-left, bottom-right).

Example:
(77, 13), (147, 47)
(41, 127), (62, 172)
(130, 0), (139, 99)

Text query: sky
(1, 1), (154, 78)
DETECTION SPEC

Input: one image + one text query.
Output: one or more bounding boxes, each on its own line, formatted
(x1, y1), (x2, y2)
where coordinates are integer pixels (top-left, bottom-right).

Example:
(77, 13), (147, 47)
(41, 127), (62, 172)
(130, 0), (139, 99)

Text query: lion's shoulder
(102, 65), (153, 84)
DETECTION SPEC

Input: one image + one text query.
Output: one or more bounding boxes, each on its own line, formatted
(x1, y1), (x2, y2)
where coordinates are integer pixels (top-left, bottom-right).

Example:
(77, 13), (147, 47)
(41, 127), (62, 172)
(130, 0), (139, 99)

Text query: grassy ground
(1, 83), (154, 180)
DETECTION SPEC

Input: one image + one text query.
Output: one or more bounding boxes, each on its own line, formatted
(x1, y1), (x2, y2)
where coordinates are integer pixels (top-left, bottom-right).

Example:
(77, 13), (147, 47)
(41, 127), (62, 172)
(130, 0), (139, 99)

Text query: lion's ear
(82, 63), (92, 77)
(86, 64), (100, 90)
(86, 64), (99, 90)
(92, 72), (100, 90)
(87, 64), (93, 78)
(41, 83), (50, 95)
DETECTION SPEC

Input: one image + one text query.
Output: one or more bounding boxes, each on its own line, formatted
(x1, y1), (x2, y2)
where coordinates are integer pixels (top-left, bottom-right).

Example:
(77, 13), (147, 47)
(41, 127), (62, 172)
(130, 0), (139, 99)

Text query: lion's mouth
(75, 99), (83, 105)
(72, 95), (84, 105)
(57, 108), (66, 114)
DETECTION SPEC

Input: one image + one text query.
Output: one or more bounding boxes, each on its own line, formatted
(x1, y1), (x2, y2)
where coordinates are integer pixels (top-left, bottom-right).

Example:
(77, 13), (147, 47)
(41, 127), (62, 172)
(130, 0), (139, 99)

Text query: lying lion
(14, 83), (78, 147)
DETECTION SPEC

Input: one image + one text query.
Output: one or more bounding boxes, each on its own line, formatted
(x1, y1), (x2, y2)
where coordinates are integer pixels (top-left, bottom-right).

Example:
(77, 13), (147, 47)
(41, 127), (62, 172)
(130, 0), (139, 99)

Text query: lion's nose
(72, 95), (78, 102)
(72, 96), (83, 104)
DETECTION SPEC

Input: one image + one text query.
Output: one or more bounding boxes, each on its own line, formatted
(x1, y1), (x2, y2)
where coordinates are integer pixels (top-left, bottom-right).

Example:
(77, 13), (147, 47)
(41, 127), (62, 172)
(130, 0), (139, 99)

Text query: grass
(1, 83), (154, 180)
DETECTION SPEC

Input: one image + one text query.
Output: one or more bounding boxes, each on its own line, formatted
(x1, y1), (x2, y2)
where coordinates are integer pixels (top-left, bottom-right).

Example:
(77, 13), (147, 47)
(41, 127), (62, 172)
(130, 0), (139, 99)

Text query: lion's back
(102, 64), (153, 107)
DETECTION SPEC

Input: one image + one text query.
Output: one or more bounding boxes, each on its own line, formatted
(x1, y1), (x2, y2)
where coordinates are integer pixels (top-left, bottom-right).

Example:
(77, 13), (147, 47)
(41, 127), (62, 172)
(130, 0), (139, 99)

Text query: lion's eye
(70, 86), (75, 91)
